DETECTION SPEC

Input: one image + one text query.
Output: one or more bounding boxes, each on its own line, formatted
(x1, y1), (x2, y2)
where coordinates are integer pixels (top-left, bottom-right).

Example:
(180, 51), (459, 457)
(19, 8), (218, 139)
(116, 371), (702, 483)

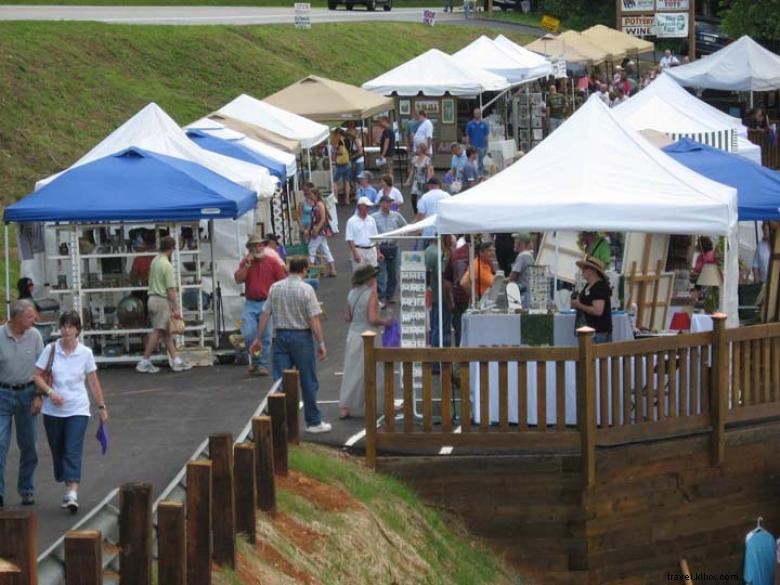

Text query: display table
(553, 311), (634, 346)
(487, 139), (517, 170)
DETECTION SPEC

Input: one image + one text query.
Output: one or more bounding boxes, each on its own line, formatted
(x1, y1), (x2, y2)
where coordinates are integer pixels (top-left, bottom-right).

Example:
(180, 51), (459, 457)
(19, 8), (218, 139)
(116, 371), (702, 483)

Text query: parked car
(327, 0), (391, 10)
(679, 17), (731, 57)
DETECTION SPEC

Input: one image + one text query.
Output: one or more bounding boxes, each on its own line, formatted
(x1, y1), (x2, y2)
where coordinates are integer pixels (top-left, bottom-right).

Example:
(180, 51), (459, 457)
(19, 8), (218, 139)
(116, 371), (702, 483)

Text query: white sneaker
(305, 421), (332, 434)
(136, 359), (160, 374)
(61, 491), (78, 514)
(172, 358), (193, 372)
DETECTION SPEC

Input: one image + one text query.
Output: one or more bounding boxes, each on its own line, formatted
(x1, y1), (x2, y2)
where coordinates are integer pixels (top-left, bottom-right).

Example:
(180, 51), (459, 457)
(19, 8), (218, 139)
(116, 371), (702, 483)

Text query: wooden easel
(761, 223), (780, 322)
(625, 234), (674, 331)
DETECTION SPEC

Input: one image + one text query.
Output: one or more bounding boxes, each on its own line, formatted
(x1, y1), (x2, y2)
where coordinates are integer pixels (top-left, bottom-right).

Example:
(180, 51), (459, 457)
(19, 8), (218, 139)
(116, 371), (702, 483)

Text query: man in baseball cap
(415, 176), (450, 239)
(345, 197), (382, 272)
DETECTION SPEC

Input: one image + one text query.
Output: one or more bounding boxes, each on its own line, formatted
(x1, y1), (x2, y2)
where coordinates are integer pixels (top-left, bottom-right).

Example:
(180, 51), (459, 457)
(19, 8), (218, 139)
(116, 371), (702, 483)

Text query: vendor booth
(613, 73), (760, 162)
(525, 33), (606, 68)
(361, 48), (511, 168)
(23, 103), (276, 345)
(492, 35), (555, 82)
(4, 146), (258, 364)
(581, 24), (654, 58)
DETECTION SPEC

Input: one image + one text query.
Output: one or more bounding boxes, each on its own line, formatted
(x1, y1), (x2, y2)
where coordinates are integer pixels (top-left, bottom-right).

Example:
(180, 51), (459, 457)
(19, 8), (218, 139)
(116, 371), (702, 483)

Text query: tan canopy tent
(556, 30), (613, 63)
(582, 24), (654, 57)
(264, 75), (394, 122)
(526, 33), (603, 66)
(207, 113), (302, 154)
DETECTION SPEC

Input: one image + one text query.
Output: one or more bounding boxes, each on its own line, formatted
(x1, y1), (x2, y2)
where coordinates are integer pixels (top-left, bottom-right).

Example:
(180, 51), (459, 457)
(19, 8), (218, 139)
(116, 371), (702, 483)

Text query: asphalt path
(2, 203), (410, 553)
(0, 3), (543, 35)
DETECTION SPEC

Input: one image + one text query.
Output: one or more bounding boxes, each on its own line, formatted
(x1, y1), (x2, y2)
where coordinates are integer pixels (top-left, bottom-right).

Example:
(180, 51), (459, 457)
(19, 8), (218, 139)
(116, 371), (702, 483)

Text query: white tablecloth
(553, 312), (634, 346)
(691, 313), (714, 333)
(461, 312), (703, 426)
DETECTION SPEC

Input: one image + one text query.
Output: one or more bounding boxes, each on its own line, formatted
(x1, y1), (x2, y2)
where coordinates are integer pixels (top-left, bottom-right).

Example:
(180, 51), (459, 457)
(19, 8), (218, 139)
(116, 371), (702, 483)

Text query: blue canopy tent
(186, 129), (289, 182)
(4, 147), (256, 223)
(663, 138), (780, 221)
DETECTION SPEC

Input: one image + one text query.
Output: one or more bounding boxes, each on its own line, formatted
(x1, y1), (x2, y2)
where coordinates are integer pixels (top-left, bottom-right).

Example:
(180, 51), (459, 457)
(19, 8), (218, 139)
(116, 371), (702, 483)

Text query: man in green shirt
(136, 236), (192, 373)
(546, 84), (568, 134)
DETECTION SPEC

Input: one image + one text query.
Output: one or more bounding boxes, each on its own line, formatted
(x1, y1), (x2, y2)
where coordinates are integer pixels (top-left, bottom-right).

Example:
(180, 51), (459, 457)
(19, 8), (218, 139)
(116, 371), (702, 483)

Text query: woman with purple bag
(338, 265), (392, 420)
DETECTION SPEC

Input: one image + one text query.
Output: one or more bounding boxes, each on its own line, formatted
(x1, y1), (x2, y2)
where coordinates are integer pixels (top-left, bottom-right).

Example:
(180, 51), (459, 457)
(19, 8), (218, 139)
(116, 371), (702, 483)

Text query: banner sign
(540, 14), (561, 32)
(620, 0), (654, 12)
(655, 12), (689, 37)
(294, 3), (311, 29)
(552, 58), (567, 79)
(622, 15), (656, 36)
(655, 0), (689, 10)
(422, 9), (436, 26)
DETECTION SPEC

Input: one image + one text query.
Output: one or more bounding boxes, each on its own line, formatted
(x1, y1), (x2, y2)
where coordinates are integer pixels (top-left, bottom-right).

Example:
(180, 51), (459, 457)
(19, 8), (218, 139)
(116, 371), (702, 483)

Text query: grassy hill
(212, 444), (521, 584)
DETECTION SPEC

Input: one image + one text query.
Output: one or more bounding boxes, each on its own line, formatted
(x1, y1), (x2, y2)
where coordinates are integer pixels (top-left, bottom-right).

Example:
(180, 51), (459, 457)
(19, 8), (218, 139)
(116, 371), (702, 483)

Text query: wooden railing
(363, 315), (780, 487)
(747, 128), (780, 169)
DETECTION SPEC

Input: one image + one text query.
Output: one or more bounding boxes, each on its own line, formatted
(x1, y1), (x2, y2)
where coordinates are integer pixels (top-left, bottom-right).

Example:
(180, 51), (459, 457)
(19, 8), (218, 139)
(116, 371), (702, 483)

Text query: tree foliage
(537, 0), (614, 30)
(720, 0), (780, 42)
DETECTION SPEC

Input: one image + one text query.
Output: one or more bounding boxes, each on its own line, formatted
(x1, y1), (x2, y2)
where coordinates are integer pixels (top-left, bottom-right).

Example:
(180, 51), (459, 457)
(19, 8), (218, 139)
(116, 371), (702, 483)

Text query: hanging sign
(552, 58), (567, 79)
(294, 3), (311, 29)
(422, 9), (436, 26)
(620, 0), (654, 12)
(540, 14), (561, 32)
(655, 12), (689, 37)
(621, 15), (656, 36)
(655, 0), (689, 9)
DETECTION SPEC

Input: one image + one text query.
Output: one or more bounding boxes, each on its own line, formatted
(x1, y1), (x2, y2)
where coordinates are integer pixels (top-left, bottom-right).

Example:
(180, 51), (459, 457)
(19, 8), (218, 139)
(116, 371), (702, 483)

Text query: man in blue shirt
(355, 171), (378, 204)
(465, 108), (490, 173)
(447, 142), (468, 185)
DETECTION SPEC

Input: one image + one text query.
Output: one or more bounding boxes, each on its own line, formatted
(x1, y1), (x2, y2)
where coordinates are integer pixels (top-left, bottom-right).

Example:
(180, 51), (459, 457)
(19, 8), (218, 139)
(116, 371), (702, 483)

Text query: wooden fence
(0, 370), (301, 585)
(363, 315), (780, 486)
(747, 128), (780, 169)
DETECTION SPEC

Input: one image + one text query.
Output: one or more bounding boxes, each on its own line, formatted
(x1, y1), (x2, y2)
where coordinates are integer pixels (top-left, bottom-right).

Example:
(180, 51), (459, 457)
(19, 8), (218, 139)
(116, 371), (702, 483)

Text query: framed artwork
(415, 99), (439, 115)
(531, 117), (543, 129)
(519, 129), (530, 143)
(441, 98), (455, 124)
(517, 93), (529, 106)
(399, 100), (411, 116)
(530, 93), (543, 106)
(532, 128), (544, 141)
(532, 104), (545, 117)
(518, 105), (530, 122)
(519, 141), (530, 153)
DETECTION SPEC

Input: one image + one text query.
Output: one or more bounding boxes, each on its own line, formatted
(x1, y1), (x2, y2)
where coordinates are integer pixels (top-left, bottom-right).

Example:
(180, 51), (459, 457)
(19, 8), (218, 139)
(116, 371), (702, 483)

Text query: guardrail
(1, 371), (300, 585)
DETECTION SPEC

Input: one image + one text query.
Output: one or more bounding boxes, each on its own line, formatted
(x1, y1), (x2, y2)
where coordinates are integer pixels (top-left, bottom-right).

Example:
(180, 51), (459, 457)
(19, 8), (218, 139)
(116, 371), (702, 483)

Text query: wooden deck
(362, 316), (780, 582)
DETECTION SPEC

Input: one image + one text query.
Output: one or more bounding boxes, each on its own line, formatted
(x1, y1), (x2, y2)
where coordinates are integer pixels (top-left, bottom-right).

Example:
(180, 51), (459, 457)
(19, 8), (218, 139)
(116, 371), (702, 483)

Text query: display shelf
(52, 324), (206, 337)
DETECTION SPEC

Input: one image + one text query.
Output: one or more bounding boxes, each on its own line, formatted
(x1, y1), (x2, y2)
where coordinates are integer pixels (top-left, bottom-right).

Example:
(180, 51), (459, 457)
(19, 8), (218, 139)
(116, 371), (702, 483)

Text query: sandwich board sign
(294, 3), (311, 29)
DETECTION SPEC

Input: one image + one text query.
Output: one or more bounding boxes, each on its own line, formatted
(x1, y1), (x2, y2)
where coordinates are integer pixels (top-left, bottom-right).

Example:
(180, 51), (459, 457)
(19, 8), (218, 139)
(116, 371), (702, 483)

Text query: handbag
(169, 316), (186, 334)
(382, 319), (401, 348)
(41, 342), (56, 388)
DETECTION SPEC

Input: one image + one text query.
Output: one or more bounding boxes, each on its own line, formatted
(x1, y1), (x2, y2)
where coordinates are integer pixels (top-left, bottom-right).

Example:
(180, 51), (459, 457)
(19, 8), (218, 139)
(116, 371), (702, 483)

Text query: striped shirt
(263, 275), (321, 330)
(371, 209), (407, 242)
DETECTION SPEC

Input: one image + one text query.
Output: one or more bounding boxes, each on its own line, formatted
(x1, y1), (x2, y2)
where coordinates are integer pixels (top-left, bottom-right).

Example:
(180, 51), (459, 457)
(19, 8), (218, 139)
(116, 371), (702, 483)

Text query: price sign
(294, 3), (311, 29)
(540, 14), (560, 32)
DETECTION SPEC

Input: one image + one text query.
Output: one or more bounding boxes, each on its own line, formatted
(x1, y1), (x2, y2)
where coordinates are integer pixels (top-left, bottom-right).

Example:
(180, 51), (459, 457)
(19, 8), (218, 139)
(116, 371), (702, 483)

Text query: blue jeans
(0, 386), (38, 498)
(430, 304), (452, 348)
(476, 146), (487, 174)
(272, 330), (321, 427)
(43, 415), (89, 483)
(242, 299), (272, 368)
(377, 244), (400, 301)
(593, 333), (613, 344)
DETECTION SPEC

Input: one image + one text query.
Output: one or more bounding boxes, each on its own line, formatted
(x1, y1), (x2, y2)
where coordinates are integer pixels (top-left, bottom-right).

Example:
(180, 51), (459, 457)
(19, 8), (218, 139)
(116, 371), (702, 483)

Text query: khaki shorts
(148, 295), (171, 331)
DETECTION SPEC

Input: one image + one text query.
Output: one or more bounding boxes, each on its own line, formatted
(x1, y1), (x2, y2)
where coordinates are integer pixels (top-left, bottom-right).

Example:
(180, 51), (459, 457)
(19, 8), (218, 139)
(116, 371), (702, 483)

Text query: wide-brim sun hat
(352, 264), (379, 286)
(246, 233), (267, 248)
(356, 196), (374, 207)
(576, 255), (608, 281)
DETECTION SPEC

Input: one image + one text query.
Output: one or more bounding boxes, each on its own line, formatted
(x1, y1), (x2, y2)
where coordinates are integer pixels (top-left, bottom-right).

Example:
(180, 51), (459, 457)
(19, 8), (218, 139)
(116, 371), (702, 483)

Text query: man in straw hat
(234, 233), (287, 376)
(571, 255), (612, 343)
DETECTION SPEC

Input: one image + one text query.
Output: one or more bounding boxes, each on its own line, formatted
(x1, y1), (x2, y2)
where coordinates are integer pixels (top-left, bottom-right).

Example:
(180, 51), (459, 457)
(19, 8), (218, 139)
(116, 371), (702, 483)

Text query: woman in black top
(571, 256), (612, 343)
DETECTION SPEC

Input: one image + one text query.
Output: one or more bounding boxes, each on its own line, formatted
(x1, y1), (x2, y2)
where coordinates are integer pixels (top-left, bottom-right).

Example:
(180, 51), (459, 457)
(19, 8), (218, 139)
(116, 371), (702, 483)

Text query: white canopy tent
(186, 116), (298, 178)
(665, 36), (780, 92)
(435, 96), (740, 327)
(218, 94), (330, 149)
(31, 103), (278, 331)
(361, 48), (510, 96)
(492, 35), (555, 81)
(614, 73), (761, 163)
(453, 36), (552, 84)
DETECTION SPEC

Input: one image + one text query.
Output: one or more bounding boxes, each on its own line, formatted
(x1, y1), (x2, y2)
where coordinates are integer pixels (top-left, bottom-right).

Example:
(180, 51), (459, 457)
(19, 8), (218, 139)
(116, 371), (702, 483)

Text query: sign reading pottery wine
(621, 15), (656, 36)
(620, 0), (654, 12)
(655, 0), (689, 10)
(655, 12), (689, 37)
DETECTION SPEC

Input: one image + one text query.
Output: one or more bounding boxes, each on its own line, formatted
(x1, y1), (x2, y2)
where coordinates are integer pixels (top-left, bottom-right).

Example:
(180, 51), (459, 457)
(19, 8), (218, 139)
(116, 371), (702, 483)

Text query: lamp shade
(669, 312), (691, 331)
(697, 263), (722, 287)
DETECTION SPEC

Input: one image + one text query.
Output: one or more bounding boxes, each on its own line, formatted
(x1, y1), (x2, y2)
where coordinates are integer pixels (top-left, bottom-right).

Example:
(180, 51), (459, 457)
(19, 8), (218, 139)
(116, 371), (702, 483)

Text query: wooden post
(0, 559), (20, 585)
(186, 460), (212, 585)
(64, 530), (102, 585)
(252, 416), (276, 513)
(282, 369), (300, 445)
(234, 442), (257, 544)
(710, 313), (728, 466)
(0, 511), (36, 585)
(577, 327), (597, 489)
(157, 501), (185, 585)
(209, 433), (236, 568)
(268, 394), (289, 476)
(363, 331), (378, 469)
(119, 482), (152, 585)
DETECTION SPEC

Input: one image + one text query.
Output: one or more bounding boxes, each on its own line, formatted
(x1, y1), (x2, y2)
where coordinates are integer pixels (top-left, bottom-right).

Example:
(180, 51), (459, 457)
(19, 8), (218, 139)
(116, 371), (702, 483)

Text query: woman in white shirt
(377, 173), (404, 211)
(33, 311), (107, 514)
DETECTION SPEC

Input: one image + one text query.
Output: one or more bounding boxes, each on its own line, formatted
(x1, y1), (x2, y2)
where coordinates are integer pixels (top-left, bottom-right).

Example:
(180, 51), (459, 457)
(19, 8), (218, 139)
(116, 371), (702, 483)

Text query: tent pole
(469, 238), (476, 309)
(209, 220), (218, 349)
(553, 230), (560, 307)
(750, 91), (754, 108)
(4, 224), (10, 319)
(437, 234), (444, 348)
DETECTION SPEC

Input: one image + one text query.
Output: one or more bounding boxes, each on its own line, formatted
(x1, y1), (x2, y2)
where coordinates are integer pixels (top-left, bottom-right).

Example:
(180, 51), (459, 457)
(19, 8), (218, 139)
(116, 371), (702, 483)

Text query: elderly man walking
(251, 257), (331, 434)
(372, 194), (407, 307)
(346, 196), (382, 272)
(0, 299), (44, 508)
